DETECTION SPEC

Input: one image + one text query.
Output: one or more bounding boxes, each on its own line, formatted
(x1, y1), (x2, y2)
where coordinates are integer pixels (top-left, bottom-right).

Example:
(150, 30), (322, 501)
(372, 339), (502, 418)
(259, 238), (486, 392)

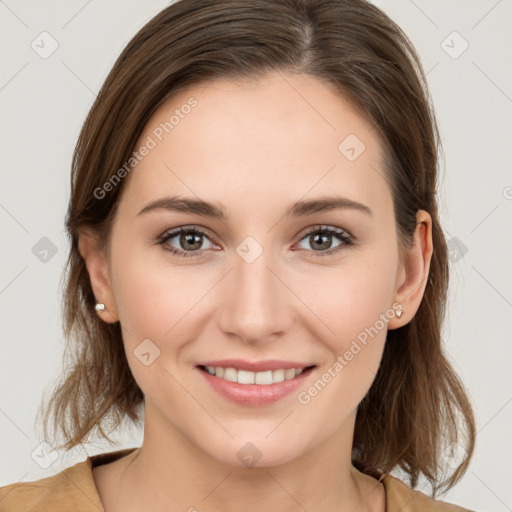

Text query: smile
(199, 365), (313, 385)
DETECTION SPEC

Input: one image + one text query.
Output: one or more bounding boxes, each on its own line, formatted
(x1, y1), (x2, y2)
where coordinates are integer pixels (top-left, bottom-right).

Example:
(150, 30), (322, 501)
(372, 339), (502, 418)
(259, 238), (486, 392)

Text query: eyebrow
(137, 195), (373, 219)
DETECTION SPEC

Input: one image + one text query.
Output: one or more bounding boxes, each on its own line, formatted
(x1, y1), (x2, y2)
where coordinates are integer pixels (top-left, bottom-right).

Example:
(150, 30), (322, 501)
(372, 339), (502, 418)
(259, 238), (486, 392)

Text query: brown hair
(37, 0), (476, 497)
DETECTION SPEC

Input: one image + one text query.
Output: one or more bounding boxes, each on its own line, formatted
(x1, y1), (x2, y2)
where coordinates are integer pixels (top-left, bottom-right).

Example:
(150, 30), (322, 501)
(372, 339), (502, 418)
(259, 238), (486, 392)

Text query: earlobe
(78, 229), (119, 323)
(388, 210), (433, 330)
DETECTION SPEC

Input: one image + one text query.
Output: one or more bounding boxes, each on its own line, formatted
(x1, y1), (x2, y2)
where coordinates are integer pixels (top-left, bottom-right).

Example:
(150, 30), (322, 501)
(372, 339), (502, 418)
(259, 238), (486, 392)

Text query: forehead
(119, 71), (391, 221)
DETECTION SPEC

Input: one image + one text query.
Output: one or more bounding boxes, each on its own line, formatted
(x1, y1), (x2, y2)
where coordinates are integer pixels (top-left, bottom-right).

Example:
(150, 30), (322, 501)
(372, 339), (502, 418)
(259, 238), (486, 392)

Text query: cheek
(294, 265), (394, 427)
(110, 250), (199, 396)
(111, 241), (203, 339)
(297, 251), (397, 406)
(303, 253), (396, 349)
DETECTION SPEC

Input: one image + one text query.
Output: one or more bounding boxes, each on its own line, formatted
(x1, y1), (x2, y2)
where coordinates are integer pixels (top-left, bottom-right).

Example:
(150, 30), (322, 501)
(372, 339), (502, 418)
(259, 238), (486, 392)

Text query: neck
(109, 405), (383, 512)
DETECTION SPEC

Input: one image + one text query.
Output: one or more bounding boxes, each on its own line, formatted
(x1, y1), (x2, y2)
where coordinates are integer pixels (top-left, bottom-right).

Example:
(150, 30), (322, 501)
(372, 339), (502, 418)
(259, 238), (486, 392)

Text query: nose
(217, 245), (292, 346)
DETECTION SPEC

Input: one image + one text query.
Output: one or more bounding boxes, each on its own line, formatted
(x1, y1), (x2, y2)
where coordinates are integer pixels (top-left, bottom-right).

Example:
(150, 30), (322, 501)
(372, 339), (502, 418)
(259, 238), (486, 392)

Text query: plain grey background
(1, 1), (511, 510)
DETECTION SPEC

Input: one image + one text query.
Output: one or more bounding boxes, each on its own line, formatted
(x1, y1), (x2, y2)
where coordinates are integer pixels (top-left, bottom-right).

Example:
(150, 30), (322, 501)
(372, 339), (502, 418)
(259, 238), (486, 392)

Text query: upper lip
(197, 359), (315, 372)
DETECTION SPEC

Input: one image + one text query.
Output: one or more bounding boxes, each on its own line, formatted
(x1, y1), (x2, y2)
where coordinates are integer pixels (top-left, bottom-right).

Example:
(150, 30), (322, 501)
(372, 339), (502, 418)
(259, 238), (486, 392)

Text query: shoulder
(0, 457), (102, 512)
(382, 473), (477, 512)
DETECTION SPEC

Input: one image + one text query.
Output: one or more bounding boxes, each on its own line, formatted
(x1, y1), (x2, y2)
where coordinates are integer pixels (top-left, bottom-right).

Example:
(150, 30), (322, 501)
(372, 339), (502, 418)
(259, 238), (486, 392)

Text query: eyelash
(157, 225), (354, 258)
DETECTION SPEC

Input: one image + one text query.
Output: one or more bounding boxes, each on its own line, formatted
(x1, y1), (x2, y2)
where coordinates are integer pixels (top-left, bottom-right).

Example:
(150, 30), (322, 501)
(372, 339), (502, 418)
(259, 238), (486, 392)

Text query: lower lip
(197, 366), (315, 406)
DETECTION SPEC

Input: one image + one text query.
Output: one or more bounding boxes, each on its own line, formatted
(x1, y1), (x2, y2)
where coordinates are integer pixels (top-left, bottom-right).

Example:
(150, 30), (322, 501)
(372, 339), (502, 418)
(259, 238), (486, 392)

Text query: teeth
(255, 370), (272, 385)
(284, 368), (295, 380)
(238, 370), (255, 384)
(223, 367), (237, 382)
(204, 366), (308, 385)
(272, 369), (285, 383)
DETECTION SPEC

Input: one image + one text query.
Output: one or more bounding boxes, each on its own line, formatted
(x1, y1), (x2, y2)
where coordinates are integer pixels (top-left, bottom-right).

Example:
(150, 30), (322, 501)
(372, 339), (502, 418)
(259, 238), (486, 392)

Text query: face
(86, 71), (420, 468)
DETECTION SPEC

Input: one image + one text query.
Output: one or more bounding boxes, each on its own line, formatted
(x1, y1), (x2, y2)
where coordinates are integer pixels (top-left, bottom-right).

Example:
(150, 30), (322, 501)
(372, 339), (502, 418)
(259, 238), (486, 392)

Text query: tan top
(0, 448), (475, 511)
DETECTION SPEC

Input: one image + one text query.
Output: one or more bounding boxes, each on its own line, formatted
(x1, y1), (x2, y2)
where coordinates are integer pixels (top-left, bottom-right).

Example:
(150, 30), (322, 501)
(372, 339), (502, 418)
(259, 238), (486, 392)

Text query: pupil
(313, 233), (330, 250)
(182, 233), (201, 250)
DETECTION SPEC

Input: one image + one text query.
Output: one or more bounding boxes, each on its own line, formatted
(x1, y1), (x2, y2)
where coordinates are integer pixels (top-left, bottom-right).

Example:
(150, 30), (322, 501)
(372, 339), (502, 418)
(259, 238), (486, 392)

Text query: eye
(294, 225), (353, 257)
(157, 224), (354, 258)
(157, 226), (217, 257)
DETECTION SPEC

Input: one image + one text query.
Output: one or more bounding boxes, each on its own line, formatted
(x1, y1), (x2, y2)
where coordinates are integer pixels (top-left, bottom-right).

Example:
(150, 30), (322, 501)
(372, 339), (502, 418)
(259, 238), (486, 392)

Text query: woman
(0, 0), (477, 510)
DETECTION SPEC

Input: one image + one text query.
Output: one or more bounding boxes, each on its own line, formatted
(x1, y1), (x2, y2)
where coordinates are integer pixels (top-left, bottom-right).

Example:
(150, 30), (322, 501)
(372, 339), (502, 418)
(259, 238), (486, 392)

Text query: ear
(388, 209), (433, 329)
(78, 228), (119, 323)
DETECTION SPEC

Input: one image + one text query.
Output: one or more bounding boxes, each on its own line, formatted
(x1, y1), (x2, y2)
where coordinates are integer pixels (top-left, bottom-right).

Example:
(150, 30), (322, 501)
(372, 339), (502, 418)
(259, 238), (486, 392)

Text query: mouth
(197, 364), (317, 385)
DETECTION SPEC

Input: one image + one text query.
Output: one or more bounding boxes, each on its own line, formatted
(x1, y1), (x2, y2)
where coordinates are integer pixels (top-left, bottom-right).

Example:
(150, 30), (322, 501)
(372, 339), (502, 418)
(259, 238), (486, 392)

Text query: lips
(195, 359), (317, 406)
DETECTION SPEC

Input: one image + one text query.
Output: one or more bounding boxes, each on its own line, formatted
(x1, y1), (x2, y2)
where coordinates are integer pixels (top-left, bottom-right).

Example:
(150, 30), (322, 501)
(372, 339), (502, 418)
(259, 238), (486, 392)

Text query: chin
(201, 434), (306, 469)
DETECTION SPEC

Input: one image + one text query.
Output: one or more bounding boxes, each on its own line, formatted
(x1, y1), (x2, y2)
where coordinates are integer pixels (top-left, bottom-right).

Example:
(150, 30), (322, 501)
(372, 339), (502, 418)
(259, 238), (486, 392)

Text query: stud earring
(95, 303), (106, 312)
(396, 308), (404, 318)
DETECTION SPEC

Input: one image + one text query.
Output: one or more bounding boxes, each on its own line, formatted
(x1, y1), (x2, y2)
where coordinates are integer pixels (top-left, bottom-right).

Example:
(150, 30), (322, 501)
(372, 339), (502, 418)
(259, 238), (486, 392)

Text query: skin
(80, 71), (433, 512)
